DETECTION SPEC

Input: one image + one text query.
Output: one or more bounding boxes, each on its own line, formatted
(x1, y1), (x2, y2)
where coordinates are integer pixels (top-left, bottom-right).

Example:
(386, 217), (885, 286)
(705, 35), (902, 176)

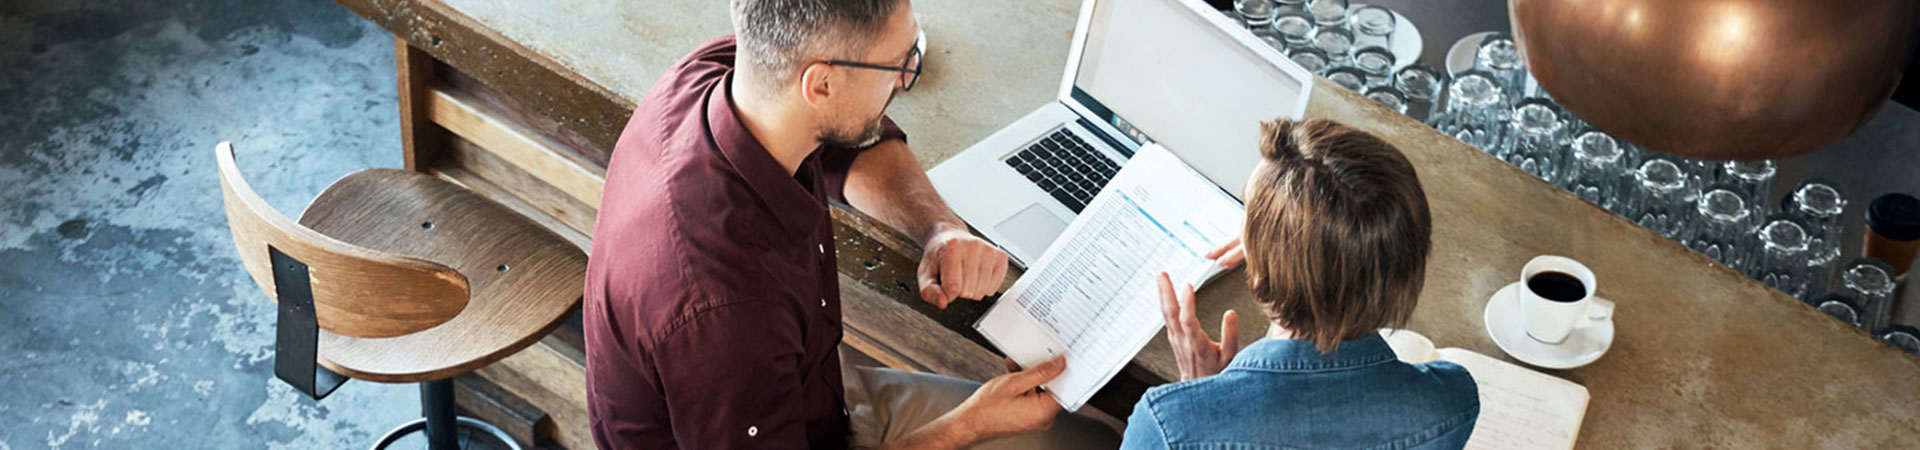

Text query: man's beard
(819, 94), (895, 149)
(819, 114), (887, 149)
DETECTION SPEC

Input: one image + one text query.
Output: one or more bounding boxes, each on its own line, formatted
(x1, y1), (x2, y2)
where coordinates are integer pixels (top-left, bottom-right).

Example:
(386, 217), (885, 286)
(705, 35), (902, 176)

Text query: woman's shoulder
(1134, 369), (1267, 414)
(1414, 359), (1474, 381)
(1403, 360), (1482, 408)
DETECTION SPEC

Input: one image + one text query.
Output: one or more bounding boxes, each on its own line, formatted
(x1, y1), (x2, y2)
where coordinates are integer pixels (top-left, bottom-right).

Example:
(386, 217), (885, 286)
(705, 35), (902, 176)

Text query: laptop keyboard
(1004, 128), (1122, 213)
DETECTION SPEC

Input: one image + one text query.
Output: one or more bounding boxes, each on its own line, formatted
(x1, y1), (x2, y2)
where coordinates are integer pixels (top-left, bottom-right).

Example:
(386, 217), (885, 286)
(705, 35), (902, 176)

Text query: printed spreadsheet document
(975, 143), (1243, 410)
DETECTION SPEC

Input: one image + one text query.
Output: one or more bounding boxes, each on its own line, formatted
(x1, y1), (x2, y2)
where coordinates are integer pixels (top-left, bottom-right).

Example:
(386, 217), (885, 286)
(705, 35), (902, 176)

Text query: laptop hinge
(1076, 117), (1138, 159)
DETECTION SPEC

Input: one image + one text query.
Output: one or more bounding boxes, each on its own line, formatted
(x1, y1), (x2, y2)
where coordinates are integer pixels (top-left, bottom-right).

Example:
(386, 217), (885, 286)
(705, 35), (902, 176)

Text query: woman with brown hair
(1121, 118), (1480, 449)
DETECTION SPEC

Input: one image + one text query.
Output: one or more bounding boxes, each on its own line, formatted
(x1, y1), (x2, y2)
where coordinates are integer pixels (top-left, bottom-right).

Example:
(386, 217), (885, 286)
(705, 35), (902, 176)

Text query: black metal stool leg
(369, 379), (523, 450)
(423, 380), (459, 449)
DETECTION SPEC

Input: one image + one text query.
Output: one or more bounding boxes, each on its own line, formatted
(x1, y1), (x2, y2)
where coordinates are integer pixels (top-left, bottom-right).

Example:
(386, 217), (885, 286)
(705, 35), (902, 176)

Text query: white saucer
(1444, 31), (1498, 75)
(1483, 282), (1614, 369)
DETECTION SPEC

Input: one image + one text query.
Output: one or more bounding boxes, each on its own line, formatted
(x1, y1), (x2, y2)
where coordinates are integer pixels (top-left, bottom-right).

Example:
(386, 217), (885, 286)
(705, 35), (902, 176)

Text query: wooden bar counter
(331, 0), (1920, 448)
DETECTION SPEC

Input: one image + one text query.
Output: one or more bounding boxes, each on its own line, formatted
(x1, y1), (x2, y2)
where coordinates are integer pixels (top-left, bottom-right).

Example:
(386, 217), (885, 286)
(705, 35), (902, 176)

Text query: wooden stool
(216, 142), (585, 450)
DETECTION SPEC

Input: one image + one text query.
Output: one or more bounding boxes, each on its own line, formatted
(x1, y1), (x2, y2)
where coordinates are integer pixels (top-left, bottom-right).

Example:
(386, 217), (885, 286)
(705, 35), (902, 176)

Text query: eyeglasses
(824, 31), (925, 91)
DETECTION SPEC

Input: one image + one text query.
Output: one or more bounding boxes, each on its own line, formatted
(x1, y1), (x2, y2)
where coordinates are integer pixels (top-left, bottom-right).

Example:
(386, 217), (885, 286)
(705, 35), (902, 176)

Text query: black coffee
(1527, 271), (1587, 302)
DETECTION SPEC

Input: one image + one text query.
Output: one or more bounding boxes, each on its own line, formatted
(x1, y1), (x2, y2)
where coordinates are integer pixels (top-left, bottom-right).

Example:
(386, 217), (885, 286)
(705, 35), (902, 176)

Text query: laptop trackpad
(994, 204), (1070, 258)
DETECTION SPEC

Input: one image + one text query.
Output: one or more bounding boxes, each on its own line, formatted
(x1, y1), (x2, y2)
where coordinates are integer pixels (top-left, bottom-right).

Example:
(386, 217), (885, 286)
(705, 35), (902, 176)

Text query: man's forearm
(878, 413), (975, 450)
(842, 140), (968, 245)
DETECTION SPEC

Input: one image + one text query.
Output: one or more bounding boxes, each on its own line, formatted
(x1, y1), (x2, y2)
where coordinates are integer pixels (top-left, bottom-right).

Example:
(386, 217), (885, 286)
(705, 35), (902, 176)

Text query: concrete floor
(0, 0), (428, 448)
(1, 1), (1916, 449)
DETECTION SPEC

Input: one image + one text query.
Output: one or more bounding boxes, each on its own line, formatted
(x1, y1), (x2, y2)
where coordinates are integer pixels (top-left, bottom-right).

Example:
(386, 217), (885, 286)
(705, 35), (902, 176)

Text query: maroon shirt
(582, 36), (905, 450)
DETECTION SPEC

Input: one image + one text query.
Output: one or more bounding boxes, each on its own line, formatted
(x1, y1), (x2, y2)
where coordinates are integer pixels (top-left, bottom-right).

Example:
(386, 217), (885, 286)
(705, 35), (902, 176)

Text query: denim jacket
(1121, 335), (1480, 450)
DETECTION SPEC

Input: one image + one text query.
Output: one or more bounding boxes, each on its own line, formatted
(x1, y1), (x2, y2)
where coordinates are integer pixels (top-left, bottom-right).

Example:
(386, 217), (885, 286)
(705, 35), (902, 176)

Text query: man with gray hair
(582, 0), (1119, 448)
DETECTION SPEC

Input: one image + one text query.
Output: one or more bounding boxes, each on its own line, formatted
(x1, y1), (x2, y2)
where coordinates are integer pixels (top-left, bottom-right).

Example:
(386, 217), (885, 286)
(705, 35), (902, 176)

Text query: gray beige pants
(843, 364), (1121, 450)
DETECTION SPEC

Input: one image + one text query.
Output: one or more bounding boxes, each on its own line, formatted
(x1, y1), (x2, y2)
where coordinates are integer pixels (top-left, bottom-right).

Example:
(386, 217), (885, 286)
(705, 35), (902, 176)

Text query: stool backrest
(216, 142), (469, 338)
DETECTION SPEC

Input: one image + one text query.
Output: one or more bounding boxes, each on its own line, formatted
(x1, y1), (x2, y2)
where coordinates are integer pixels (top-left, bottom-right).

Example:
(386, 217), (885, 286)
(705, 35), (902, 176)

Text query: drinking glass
(1275, 0), (1308, 15)
(1722, 160), (1776, 210)
(1691, 186), (1759, 273)
(1235, 0), (1279, 29)
(1564, 129), (1626, 211)
(1839, 258), (1897, 333)
(1285, 46), (1331, 74)
(1306, 0), (1351, 27)
(1475, 34), (1527, 104)
(1753, 215), (1812, 299)
(1439, 71), (1505, 151)
(1255, 31), (1287, 53)
(1680, 157), (1721, 188)
(1394, 64), (1445, 123)
(1364, 85), (1409, 114)
(1324, 66), (1369, 92)
(1628, 157), (1697, 241)
(1310, 27), (1355, 63)
(1813, 293), (1863, 328)
(1348, 5), (1395, 50)
(1271, 11), (1318, 47)
(1505, 98), (1568, 183)
(1450, 122), (1498, 153)
(1615, 140), (1649, 175)
(1437, 72), (1504, 143)
(1881, 325), (1920, 355)
(1782, 179), (1846, 297)
(1351, 46), (1396, 86)
(1783, 179), (1847, 266)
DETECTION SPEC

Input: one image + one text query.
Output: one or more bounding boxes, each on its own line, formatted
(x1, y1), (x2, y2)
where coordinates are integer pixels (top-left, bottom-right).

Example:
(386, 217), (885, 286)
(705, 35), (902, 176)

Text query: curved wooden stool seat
(299, 168), (585, 383)
(219, 140), (584, 387)
(219, 139), (584, 450)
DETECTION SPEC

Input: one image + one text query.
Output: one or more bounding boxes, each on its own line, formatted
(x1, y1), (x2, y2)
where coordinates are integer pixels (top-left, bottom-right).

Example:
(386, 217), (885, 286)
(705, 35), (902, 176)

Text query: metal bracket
(270, 246), (347, 400)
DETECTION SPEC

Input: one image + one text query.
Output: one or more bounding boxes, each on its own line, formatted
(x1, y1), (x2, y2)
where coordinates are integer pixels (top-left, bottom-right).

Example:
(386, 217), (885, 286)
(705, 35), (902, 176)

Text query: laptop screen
(1070, 0), (1312, 197)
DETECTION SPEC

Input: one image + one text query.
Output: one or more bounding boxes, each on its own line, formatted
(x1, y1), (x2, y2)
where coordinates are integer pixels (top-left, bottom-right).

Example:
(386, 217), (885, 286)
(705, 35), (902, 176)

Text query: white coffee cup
(1519, 255), (1615, 344)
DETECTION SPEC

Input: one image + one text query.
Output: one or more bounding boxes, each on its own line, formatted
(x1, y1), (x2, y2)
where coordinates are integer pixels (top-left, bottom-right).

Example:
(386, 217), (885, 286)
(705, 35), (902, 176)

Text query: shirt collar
(1226, 334), (1399, 373)
(705, 73), (826, 242)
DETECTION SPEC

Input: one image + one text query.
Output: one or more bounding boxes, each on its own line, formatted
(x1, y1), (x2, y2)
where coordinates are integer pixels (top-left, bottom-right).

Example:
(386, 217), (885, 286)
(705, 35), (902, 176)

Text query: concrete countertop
(432, 0), (1920, 446)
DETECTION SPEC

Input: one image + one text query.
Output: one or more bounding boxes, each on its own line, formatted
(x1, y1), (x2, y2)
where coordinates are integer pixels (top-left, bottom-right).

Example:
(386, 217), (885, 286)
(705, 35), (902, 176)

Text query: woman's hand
(1156, 272), (1242, 381)
(1206, 237), (1245, 269)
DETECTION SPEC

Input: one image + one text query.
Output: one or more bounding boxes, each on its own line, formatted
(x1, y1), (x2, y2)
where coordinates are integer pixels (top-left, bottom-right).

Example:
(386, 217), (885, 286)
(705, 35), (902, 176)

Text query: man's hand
(1206, 237), (1245, 269)
(917, 223), (1009, 307)
(943, 356), (1068, 442)
(839, 139), (1008, 307)
(882, 356), (1068, 450)
(1157, 272), (1241, 381)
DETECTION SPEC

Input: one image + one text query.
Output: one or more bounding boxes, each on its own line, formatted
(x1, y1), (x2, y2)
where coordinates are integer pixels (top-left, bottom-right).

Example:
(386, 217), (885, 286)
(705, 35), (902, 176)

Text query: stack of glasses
(1228, 6), (1911, 348)
(1235, 1), (1449, 123)
(1419, 33), (1896, 339)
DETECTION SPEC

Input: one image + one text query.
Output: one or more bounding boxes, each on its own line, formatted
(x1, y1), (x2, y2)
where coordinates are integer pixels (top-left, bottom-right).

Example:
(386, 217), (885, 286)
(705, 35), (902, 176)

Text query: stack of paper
(1385, 329), (1591, 450)
(975, 143), (1243, 410)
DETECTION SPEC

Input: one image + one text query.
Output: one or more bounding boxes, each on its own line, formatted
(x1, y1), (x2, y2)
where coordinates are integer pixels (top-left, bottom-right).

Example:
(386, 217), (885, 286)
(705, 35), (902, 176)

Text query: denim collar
(1226, 334), (1399, 373)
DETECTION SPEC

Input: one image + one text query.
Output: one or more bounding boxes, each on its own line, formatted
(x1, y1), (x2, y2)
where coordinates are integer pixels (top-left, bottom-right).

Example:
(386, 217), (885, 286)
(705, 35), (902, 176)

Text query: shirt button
(747, 426), (758, 437)
(818, 243), (825, 254)
(820, 298), (828, 307)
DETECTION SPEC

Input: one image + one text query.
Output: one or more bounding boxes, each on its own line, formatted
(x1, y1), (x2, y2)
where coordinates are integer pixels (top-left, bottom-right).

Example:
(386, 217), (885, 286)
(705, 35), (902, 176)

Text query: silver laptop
(929, 0), (1315, 266)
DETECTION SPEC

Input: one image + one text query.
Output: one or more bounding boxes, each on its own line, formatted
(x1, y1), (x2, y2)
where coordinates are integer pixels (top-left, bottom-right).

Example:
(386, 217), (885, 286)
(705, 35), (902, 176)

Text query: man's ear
(797, 62), (835, 109)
